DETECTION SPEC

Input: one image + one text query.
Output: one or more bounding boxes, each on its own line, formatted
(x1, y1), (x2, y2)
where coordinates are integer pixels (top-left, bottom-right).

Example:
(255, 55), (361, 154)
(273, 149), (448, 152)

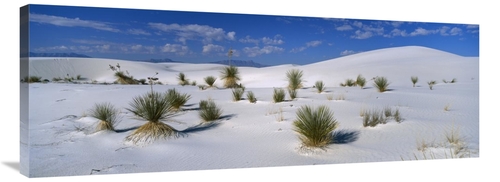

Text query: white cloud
(290, 47), (307, 53)
(336, 24), (353, 31)
(127, 29), (151, 35)
(340, 50), (359, 56)
(34, 45), (69, 52)
(384, 28), (409, 37)
(202, 44), (225, 54)
(243, 46), (284, 57)
(239, 35), (260, 45)
(29, 13), (120, 32)
(149, 23), (235, 43)
(161, 43), (189, 55)
(227, 32), (236, 40)
(131, 44), (143, 51)
(353, 21), (363, 28)
(409, 27), (438, 36)
(450, 27), (463, 35)
(466, 25), (479, 29)
(262, 36), (284, 45)
(351, 30), (373, 39)
(306, 40), (322, 47)
(439, 26), (451, 36)
(390, 21), (404, 27)
(363, 26), (384, 35)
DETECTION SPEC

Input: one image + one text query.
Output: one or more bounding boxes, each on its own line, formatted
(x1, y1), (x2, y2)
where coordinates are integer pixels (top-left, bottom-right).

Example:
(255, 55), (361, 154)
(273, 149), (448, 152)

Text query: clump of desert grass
(362, 107), (402, 127)
(246, 91), (257, 103)
(373, 76), (390, 92)
(411, 76), (418, 87)
(177, 72), (190, 86)
(23, 75), (42, 83)
(286, 69), (304, 90)
(204, 76), (217, 87)
(88, 102), (121, 132)
(340, 79), (356, 87)
(293, 105), (338, 149)
(114, 71), (138, 84)
(427, 80), (437, 90)
(220, 66), (241, 88)
(165, 88), (191, 111)
(125, 91), (179, 144)
(326, 94), (334, 101)
(273, 88), (286, 103)
(199, 99), (223, 122)
(232, 88), (245, 102)
(288, 88), (298, 100)
(356, 74), (366, 89)
(314, 80), (325, 93)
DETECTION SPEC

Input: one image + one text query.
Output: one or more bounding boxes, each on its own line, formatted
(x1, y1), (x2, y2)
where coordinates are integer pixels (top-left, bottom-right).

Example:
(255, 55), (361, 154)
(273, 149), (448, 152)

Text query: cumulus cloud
(449, 27), (463, 35)
(29, 13), (120, 32)
(202, 44), (225, 54)
(243, 46), (284, 57)
(353, 21), (363, 28)
(351, 30), (373, 39)
(239, 35), (260, 45)
(262, 35), (284, 45)
(290, 40), (322, 53)
(149, 23), (235, 43)
(336, 24), (353, 31)
(409, 27), (438, 36)
(127, 29), (151, 35)
(161, 43), (189, 55)
(340, 50), (359, 56)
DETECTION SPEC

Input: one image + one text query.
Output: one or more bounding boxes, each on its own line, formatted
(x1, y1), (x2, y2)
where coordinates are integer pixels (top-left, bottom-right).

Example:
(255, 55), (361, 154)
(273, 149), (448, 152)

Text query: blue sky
(28, 4), (479, 66)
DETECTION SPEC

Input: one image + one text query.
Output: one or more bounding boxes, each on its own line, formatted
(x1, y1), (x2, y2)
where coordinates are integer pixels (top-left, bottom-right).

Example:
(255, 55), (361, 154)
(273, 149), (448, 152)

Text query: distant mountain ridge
(28, 52), (91, 58)
(209, 60), (268, 68)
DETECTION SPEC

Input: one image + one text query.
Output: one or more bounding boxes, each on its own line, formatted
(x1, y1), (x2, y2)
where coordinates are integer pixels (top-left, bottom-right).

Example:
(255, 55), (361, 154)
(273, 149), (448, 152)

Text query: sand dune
(23, 46), (479, 177)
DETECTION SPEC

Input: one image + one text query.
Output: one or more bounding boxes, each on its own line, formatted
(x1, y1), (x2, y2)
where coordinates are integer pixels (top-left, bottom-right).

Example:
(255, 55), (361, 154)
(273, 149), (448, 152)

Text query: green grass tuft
(315, 80), (325, 93)
(246, 91), (257, 103)
(220, 66), (241, 88)
(232, 88), (244, 102)
(114, 71), (137, 84)
(356, 74), (366, 89)
(204, 76), (217, 87)
(165, 88), (191, 111)
(293, 105), (338, 148)
(199, 99), (223, 122)
(411, 76), (418, 87)
(273, 88), (286, 103)
(286, 69), (304, 90)
(177, 72), (190, 86)
(288, 88), (298, 100)
(373, 77), (390, 92)
(89, 102), (120, 132)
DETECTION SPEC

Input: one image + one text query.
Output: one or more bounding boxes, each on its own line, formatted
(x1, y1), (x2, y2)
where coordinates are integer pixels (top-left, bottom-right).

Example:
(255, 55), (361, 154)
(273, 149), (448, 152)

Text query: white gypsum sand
(22, 46), (479, 177)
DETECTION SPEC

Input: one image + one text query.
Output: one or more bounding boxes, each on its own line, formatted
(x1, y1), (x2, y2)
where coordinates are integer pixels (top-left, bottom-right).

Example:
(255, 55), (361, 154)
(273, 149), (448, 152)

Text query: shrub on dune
(427, 80), (437, 90)
(199, 99), (223, 122)
(165, 88), (191, 111)
(177, 72), (190, 86)
(315, 80), (325, 93)
(373, 77), (390, 92)
(23, 76), (42, 83)
(286, 69), (304, 90)
(293, 105), (338, 148)
(204, 76), (217, 87)
(114, 71), (137, 84)
(273, 88), (286, 103)
(247, 91), (257, 103)
(411, 76), (418, 87)
(356, 74), (366, 89)
(125, 91), (179, 144)
(288, 88), (298, 100)
(89, 102), (120, 132)
(232, 88), (244, 102)
(220, 66), (241, 88)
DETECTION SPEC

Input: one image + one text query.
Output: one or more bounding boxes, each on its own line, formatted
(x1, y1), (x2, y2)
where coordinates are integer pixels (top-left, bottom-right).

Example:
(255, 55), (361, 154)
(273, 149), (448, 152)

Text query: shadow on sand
(331, 129), (360, 144)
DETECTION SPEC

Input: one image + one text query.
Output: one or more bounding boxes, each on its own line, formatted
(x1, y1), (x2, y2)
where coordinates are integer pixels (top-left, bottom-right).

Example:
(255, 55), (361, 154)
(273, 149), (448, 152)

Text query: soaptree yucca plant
(232, 88), (245, 102)
(165, 88), (191, 111)
(373, 76), (390, 92)
(411, 76), (418, 87)
(177, 72), (190, 86)
(356, 74), (366, 89)
(125, 91), (179, 144)
(199, 99), (223, 122)
(315, 80), (325, 93)
(273, 88), (286, 103)
(293, 105), (338, 148)
(204, 76), (217, 87)
(114, 71), (137, 84)
(428, 80), (437, 90)
(247, 91), (257, 103)
(286, 69), (304, 90)
(220, 66), (241, 88)
(89, 102), (120, 132)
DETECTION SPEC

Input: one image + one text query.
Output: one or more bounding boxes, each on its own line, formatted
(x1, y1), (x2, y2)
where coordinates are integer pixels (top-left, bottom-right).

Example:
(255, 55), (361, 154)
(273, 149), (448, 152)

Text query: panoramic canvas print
(20, 4), (479, 178)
